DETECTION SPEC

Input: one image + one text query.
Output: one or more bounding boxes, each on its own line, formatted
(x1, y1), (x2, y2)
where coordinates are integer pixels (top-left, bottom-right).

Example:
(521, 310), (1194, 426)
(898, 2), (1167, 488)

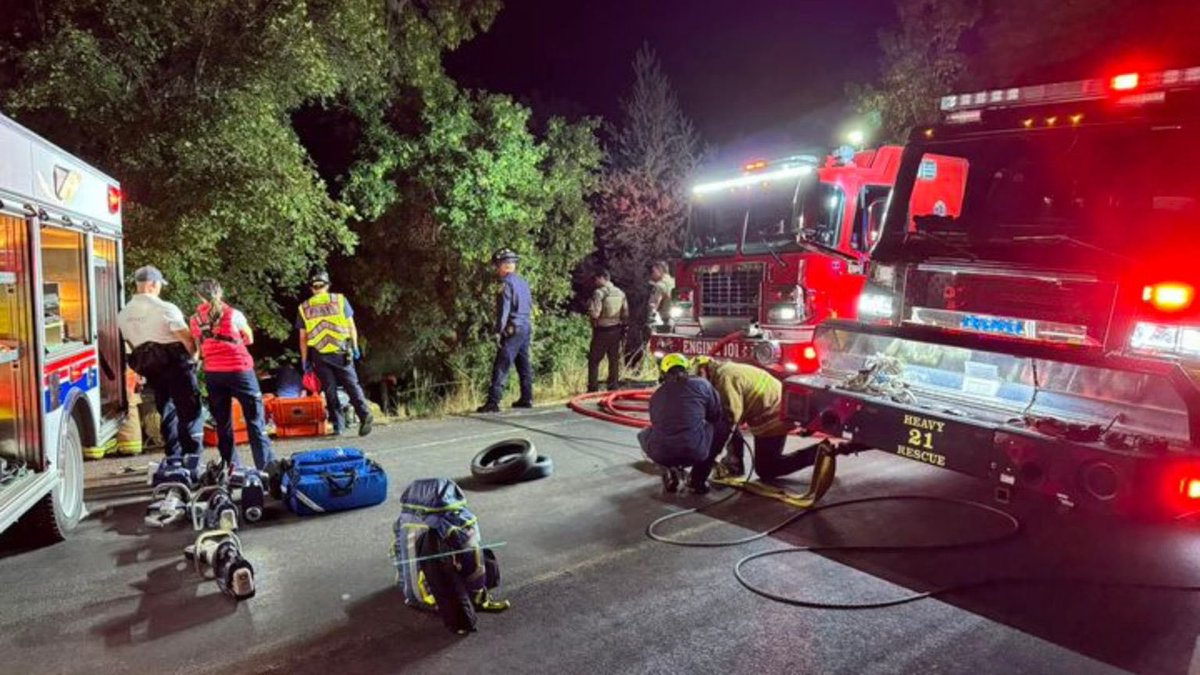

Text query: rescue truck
(650, 148), (964, 375)
(0, 112), (124, 544)
(783, 67), (1200, 518)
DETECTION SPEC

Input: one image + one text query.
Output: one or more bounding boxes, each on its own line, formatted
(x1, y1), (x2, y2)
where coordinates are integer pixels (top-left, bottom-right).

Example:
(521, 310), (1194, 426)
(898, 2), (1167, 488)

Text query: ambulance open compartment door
(92, 236), (122, 431)
(0, 209), (44, 496)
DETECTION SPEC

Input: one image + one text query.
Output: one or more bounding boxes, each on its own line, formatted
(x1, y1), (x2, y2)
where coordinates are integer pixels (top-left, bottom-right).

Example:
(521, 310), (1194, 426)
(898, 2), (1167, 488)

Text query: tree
(850, 0), (981, 143)
(595, 44), (700, 359)
(339, 83), (602, 395)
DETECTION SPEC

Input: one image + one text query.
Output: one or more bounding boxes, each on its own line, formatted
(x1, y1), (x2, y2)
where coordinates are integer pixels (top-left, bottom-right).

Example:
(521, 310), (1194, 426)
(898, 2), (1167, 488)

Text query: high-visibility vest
(299, 292), (352, 354)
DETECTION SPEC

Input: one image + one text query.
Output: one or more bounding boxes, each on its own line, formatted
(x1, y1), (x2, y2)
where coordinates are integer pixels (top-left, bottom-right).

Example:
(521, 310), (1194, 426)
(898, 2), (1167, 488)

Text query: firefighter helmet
(659, 353), (690, 374)
(309, 270), (331, 287)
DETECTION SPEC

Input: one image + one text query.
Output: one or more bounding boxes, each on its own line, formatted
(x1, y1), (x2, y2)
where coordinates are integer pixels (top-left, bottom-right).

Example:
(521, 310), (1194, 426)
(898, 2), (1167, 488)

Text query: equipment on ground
(185, 530), (256, 601)
(470, 439), (539, 484)
(277, 447), (388, 516)
(394, 478), (509, 634)
(144, 483), (192, 528)
(189, 486), (239, 532)
(520, 455), (554, 481)
(148, 454), (202, 488)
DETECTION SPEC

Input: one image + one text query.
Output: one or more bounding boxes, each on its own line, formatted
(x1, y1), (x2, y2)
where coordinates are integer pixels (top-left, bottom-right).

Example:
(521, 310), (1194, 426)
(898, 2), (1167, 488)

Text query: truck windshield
(899, 123), (1200, 266)
(687, 178), (804, 257)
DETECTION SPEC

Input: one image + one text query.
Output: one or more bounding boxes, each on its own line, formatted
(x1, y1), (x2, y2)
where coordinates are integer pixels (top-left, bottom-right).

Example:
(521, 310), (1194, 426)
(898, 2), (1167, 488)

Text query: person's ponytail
(197, 279), (225, 325)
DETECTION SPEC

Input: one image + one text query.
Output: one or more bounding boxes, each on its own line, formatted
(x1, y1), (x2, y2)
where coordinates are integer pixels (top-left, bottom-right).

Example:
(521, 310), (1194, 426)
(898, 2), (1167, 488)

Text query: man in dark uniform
(477, 249), (534, 413)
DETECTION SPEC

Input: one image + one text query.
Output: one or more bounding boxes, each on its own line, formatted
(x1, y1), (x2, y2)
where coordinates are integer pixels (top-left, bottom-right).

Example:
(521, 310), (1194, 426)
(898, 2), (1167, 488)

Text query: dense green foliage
(0, 0), (602, 405)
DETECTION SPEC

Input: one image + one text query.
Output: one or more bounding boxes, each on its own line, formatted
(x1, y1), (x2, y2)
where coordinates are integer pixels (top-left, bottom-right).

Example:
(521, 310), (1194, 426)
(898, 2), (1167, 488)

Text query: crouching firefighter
(639, 354), (730, 494)
(393, 478), (510, 635)
(297, 271), (374, 437)
(696, 358), (817, 480)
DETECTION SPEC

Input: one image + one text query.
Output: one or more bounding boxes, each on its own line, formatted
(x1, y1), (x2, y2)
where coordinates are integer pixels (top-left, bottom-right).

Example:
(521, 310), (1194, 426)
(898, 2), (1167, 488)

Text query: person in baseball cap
(477, 247), (533, 413)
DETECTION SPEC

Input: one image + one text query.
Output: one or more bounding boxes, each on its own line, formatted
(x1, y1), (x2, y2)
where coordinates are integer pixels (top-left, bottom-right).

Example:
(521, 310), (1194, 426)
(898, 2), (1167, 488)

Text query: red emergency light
(107, 185), (122, 214)
(939, 66), (1200, 119)
(1110, 72), (1140, 91)
(1143, 282), (1195, 312)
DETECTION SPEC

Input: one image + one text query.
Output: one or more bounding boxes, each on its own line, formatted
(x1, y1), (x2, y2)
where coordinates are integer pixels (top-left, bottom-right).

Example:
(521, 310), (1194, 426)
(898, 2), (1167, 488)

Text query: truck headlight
(767, 303), (801, 324)
(669, 304), (688, 320)
(857, 293), (894, 319)
(1130, 321), (1200, 357)
(753, 340), (781, 365)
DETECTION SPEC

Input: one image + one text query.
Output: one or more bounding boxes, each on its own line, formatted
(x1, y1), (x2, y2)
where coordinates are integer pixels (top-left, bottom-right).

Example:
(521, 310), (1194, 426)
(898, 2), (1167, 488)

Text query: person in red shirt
(190, 280), (274, 471)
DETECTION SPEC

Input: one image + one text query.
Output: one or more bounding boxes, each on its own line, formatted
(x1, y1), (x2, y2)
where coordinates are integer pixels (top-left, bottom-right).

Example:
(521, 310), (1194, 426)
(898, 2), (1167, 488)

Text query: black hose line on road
(646, 467), (1200, 610)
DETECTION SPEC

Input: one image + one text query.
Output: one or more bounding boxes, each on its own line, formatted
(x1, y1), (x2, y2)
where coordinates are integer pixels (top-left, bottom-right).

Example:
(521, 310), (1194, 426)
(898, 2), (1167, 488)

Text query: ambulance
(0, 112), (124, 544)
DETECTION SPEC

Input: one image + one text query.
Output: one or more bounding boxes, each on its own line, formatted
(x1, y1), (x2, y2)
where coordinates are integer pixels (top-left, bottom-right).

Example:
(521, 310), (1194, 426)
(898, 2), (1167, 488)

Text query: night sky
(447, 0), (897, 164)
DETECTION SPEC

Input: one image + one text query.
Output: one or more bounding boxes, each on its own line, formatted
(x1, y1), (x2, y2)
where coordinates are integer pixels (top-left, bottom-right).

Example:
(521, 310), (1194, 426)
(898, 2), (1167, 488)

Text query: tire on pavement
(471, 439), (537, 484)
(520, 455), (554, 482)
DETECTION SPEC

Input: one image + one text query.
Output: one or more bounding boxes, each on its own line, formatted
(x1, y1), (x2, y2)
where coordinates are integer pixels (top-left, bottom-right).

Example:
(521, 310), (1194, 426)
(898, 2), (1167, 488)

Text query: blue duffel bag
(280, 447), (388, 516)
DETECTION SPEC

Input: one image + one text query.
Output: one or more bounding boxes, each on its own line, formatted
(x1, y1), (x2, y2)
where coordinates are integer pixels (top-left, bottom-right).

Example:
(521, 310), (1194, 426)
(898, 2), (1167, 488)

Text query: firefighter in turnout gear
(297, 271), (374, 436)
(477, 248), (534, 413)
(696, 358), (816, 480)
(587, 269), (629, 392)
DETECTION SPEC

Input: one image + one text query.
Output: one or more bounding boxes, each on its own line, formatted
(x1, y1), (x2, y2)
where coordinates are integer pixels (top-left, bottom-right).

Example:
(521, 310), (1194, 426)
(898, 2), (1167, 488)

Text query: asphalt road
(2, 407), (1200, 675)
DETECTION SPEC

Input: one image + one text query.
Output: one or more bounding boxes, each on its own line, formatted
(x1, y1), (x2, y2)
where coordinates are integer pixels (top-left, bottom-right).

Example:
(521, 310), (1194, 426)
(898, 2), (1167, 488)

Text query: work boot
(475, 402), (501, 414)
(716, 453), (745, 479)
(661, 467), (684, 494)
(511, 400), (533, 409)
(358, 413), (374, 437)
(684, 481), (711, 495)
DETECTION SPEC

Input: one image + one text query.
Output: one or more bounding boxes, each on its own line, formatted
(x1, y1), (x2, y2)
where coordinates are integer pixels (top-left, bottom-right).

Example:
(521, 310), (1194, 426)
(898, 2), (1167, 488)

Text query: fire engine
(783, 67), (1200, 518)
(650, 147), (964, 375)
(0, 112), (124, 544)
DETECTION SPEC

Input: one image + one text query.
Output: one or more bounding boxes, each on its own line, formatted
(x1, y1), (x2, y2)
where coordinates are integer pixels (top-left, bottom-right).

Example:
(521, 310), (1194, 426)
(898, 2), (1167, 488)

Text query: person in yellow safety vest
(695, 358), (817, 480)
(297, 271), (373, 437)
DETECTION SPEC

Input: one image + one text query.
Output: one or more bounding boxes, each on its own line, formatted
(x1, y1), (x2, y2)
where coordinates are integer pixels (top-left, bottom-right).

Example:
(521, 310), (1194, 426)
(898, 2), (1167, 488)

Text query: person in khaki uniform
(647, 261), (675, 326)
(696, 358), (816, 480)
(587, 269), (629, 392)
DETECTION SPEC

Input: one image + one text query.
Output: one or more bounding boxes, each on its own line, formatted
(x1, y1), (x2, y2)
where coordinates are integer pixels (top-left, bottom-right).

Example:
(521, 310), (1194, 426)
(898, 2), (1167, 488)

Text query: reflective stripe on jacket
(299, 292), (352, 354)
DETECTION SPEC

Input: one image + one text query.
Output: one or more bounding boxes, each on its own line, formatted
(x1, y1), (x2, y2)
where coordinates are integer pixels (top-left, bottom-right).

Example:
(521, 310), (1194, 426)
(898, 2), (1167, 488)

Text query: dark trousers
(728, 431), (817, 480)
(206, 369), (274, 470)
(487, 326), (533, 405)
(587, 325), (623, 392)
(638, 417), (730, 488)
(313, 352), (371, 433)
(145, 358), (202, 458)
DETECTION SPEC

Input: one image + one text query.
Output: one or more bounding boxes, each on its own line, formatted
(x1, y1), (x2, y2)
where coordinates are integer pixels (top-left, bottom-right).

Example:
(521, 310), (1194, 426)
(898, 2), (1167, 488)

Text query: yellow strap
(712, 443), (837, 509)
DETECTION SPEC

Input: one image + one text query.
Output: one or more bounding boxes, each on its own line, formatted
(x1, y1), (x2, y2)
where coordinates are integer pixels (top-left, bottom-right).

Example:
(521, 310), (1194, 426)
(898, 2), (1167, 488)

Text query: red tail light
(107, 185), (122, 214)
(1182, 478), (1200, 501)
(1143, 282), (1194, 312)
(1111, 73), (1140, 91)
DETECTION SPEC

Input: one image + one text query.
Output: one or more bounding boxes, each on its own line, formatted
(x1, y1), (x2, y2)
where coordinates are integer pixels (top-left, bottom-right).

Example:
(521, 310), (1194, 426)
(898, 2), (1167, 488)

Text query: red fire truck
(784, 67), (1200, 518)
(650, 148), (964, 375)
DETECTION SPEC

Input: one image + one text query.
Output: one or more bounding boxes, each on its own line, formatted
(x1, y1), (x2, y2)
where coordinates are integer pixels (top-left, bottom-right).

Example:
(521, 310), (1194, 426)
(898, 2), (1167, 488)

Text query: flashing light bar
(938, 66), (1200, 115)
(692, 164), (814, 195)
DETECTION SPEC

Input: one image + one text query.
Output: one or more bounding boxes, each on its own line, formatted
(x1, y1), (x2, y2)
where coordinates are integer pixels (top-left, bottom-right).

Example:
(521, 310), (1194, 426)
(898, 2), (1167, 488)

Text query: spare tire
(471, 439), (537, 484)
(521, 455), (554, 482)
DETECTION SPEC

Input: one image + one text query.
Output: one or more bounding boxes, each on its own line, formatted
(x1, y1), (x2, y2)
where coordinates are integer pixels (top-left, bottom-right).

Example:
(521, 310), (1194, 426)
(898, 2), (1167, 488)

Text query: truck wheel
(17, 414), (85, 545)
